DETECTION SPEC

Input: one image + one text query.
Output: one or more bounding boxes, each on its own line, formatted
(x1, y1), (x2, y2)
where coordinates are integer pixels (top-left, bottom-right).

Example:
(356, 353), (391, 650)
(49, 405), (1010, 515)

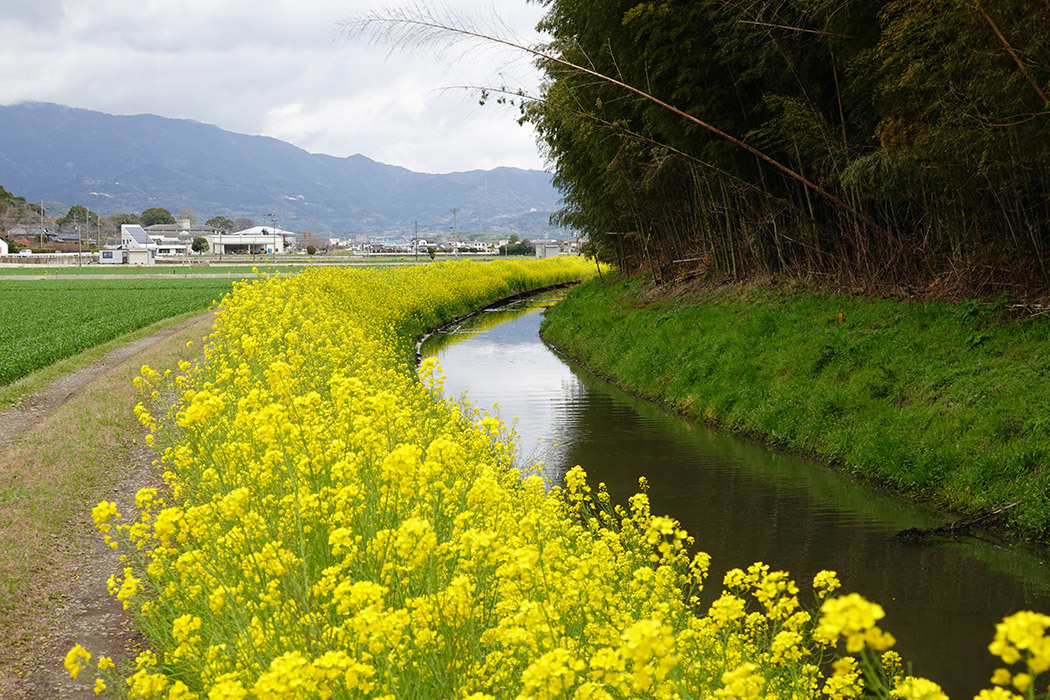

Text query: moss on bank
(541, 276), (1050, 541)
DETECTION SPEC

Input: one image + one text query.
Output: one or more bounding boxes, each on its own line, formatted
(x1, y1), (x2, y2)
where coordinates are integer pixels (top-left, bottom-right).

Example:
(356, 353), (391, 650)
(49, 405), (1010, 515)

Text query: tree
(111, 213), (139, 227)
(178, 208), (198, 225)
(301, 230), (329, 252)
(206, 216), (234, 232)
(233, 218), (254, 232)
(306, 245), (317, 255)
(141, 207), (175, 227)
(0, 185), (42, 220)
(191, 237), (210, 253)
(499, 236), (534, 255)
(56, 204), (98, 228)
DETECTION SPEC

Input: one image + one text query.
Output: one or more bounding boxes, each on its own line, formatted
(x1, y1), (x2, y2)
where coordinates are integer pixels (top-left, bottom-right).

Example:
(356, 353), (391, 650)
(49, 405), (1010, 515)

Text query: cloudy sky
(1, 1), (550, 174)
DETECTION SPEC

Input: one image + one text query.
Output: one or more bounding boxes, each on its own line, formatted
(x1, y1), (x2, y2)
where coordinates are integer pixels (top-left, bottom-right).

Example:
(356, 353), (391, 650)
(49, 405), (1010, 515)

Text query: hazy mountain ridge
(0, 102), (566, 236)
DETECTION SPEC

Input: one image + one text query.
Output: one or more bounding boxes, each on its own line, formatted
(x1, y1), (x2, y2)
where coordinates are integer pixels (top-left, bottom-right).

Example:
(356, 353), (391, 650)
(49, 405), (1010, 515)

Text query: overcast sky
(1, 1), (550, 174)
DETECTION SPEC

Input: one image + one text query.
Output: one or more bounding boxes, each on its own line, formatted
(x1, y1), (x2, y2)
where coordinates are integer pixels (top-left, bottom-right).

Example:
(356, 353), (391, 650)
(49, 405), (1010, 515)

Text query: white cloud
(1, 0), (549, 173)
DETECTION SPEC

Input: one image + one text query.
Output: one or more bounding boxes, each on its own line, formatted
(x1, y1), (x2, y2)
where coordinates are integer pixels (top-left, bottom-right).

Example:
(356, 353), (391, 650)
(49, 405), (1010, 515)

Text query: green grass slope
(541, 277), (1050, 540)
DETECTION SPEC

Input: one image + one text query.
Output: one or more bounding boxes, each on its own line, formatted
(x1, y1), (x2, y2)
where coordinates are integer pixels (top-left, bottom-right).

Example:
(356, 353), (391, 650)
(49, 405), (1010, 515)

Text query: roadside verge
(0, 312), (215, 699)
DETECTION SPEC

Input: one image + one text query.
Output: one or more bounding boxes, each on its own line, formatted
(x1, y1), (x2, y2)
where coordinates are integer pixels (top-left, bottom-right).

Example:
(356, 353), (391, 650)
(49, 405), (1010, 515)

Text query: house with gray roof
(119, 224), (156, 265)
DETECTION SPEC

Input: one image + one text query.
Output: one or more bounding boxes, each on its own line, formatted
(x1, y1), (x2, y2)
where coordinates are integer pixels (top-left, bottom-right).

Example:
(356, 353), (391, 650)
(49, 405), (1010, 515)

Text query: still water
(420, 292), (1050, 698)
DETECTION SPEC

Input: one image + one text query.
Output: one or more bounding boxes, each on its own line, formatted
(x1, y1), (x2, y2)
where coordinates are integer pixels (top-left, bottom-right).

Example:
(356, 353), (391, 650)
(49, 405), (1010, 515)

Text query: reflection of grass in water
(941, 537), (1050, 595)
(421, 307), (533, 354)
(557, 327), (1050, 590)
(543, 276), (1050, 541)
(421, 293), (567, 355)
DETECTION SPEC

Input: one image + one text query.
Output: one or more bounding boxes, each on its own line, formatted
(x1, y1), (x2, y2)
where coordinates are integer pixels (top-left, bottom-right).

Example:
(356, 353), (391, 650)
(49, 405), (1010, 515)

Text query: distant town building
(534, 239), (580, 258)
(5, 225), (50, 244)
(152, 236), (190, 256)
(120, 224), (156, 265)
(145, 222), (217, 241)
(535, 240), (564, 259)
(98, 246), (124, 264)
(0, 238), (8, 256)
(205, 226), (296, 255)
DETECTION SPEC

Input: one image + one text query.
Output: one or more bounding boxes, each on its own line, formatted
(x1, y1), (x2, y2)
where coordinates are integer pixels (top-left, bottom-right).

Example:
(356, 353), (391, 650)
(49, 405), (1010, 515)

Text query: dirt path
(0, 314), (212, 451)
(0, 313), (214, 699)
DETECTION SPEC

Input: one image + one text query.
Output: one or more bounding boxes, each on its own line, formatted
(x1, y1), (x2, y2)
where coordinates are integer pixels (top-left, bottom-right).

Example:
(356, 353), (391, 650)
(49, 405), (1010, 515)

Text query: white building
(206, 226), (297, 256)
(143, 222), (213, 256)
(151, 236), (190, 256)
(535, 240), (564, 259)
(98, 246), (123, 264)
(117, 224), (156, 265)
(0, 238), (8, 255)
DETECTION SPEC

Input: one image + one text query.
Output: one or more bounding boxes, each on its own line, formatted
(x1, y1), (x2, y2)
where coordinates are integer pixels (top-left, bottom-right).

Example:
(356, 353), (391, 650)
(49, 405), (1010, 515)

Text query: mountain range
(0, 102), (567, 237)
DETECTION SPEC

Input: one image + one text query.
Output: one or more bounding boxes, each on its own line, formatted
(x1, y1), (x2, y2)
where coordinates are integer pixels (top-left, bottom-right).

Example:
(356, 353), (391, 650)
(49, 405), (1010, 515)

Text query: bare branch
(341, 6), (868, 223)
(736, 20), (854, 39)
(455, 84), (794, 207)
(971, 0), (1049, 106)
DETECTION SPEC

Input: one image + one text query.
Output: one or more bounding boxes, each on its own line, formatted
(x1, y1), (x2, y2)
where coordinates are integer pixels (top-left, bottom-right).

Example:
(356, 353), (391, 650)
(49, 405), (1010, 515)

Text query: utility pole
(76, 212), (82, 269)
(414, 221), (418, 263)
(452, 207), (458, 259)
(270, 213), (278, 264)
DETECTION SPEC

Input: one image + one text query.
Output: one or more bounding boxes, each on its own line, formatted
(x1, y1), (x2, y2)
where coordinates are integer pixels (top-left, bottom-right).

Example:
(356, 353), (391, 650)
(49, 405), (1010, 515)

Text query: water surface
(421, 294), (1050, 697)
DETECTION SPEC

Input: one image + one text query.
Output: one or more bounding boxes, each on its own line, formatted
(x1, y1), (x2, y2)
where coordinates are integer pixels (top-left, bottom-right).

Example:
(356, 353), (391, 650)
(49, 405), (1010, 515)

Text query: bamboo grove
(522, 0), (1050, 294)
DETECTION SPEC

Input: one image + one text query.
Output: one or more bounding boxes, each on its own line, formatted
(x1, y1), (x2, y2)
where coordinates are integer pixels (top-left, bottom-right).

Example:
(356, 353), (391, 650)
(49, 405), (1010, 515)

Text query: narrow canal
(420, 292), (1050, 698)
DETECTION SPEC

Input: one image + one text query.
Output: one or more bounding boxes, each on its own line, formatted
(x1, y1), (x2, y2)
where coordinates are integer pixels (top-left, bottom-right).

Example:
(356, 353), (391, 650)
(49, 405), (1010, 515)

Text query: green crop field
(0, 278), (237, 387)
(0, 264), (336, 276)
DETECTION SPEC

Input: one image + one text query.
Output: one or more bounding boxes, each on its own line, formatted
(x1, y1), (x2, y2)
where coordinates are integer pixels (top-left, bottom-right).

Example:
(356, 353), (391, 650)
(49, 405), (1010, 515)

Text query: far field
(0, 278), (237, 388)
(0, 256), (506, 276)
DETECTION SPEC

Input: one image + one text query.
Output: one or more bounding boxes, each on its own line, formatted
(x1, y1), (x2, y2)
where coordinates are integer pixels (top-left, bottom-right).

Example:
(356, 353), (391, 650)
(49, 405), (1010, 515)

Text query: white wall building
(535, 240), (564, 259)
(0, 238), (8, 255)
(145, 223), (217, 254)
(99, 246), (124, 264)
(206, 226), (296, 256)
(151, 236), (190, 256)
(119, 224), (156, 265)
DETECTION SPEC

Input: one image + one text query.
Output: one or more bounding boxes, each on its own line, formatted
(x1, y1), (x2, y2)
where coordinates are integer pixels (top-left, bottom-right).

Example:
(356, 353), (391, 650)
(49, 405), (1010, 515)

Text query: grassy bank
(541, 276), (1050, 540)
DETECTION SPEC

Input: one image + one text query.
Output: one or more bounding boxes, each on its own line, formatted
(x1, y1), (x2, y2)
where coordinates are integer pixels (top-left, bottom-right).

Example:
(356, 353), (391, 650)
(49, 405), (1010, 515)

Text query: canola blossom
(73, 260), (1050, 699)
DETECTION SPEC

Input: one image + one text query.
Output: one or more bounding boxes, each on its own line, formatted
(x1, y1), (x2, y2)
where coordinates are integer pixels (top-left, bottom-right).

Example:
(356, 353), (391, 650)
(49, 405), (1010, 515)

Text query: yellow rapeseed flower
(64, 643), (91, 680)
(889, 676), (949, 700)
(989, 610), (1050, 673)
(70, 259), (1043, 700)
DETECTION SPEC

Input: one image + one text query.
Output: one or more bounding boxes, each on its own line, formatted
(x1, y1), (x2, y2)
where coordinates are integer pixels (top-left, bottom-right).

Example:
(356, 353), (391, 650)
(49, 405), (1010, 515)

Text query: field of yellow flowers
(68, 260), (1049, 699)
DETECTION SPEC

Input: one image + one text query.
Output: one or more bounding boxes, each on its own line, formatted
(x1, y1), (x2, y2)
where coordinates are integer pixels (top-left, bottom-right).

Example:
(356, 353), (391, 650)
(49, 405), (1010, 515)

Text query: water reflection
(421, 296), (1050, 698)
